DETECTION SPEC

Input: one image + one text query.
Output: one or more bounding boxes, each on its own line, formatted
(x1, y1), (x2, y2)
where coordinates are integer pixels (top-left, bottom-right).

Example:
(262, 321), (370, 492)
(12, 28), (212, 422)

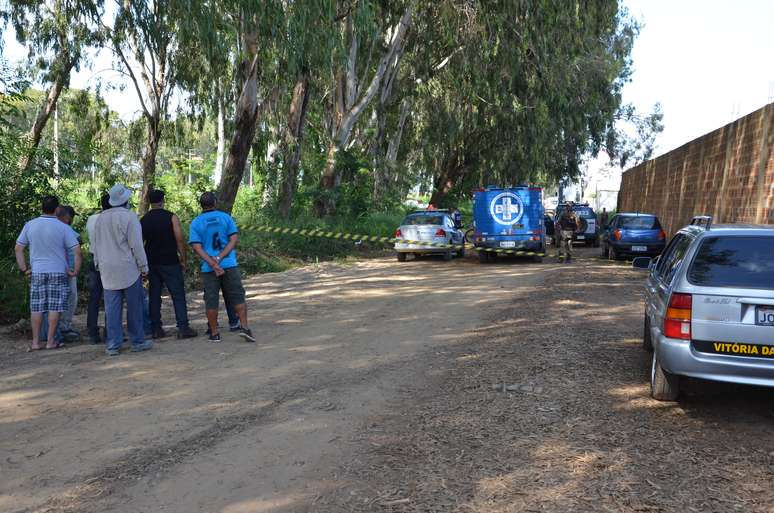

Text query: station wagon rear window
(619, 216), (661, 230)
(688, 236), (774, 288)
(573, 207), (594, 217)
(402, 215), (445, 226)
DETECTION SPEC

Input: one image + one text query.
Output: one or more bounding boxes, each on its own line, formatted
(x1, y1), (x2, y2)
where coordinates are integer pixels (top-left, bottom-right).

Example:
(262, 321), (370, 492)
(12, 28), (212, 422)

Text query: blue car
(602, 213), (666, 260)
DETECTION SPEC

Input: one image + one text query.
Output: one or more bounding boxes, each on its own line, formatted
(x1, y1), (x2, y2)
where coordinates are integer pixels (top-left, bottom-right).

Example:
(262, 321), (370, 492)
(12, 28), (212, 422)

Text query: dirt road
(2, 248), (774, 513)
(1, 254), (546, 513)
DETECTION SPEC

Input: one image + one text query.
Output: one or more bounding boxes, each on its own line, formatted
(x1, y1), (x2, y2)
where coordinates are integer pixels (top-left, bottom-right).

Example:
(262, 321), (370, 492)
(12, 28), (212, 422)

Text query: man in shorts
(189, 192), (255, 343)
(14, 195), (82, 351)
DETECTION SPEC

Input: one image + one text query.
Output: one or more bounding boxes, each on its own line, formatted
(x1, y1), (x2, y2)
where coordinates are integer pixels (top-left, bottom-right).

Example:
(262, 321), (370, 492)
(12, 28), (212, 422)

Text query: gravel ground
(318, 248), (774, 513)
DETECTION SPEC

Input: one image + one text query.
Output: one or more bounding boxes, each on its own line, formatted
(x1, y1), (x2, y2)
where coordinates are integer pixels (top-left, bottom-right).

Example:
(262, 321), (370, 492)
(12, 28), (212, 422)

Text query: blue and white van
(472, 186), (546, 263)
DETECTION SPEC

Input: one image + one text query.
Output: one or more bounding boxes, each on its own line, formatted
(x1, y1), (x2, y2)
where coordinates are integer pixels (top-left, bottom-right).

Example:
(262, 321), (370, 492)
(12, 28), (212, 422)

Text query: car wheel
(651, 351), (679, 401)
(478, 250), (490, 264)
(443, 250), (453, 261)
(532, 255), (543, 263)
(585, 239), (593, 247)
(396, 252), (407, 262)
(643, 313), (653, 352)
(458, 246), (465, 258)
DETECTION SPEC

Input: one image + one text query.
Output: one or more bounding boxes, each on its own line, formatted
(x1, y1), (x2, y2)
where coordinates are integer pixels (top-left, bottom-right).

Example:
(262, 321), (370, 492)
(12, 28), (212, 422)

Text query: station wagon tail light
(394, 229), (402, 238)
(435, 228), (447, 237)
(664, 293), (692, 340)
(658, 229), (666, 240)
(614, 229), (622, 241)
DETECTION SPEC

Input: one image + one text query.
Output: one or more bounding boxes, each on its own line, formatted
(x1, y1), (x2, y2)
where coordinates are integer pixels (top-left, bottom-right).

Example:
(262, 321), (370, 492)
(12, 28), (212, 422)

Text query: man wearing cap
(189, 191), (255, 343)
(92, 184), (152, 356)
(140, 189), (197, 340)
(14, 195), (82, 351)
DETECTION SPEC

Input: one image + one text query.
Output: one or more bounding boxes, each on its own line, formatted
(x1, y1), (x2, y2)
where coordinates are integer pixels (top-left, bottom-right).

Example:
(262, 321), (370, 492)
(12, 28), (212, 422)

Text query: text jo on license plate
(632, 245), (647, 252)
(500, 241), (516, 248)
(756, 306), (774, 326)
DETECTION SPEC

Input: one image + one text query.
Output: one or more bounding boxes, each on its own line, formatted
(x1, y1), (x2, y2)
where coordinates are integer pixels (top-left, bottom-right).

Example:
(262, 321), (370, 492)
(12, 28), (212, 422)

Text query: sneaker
(131, 340), (154, 352)
(209, 332), (222, 343)
(177, 326), (198, 339)
(106, 348), (120, 356)
(239, 328), (256, 343)
(152, 328), (168, 339)
(229, 323), (242, 332)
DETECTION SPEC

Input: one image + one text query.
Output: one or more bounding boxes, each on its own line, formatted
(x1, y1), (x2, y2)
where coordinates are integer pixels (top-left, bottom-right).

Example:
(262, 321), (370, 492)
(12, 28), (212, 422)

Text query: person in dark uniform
(140, 190), (197, 339)
(555, 204), (579, 262)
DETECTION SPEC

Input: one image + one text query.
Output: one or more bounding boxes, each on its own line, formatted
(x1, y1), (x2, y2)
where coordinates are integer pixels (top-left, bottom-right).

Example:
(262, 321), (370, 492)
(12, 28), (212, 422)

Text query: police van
(471, 186), (546, 263)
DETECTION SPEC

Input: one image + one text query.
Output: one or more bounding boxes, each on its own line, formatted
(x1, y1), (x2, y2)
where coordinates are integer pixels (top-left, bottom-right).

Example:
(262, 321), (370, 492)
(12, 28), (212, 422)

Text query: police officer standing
(555, 204), (579, 262)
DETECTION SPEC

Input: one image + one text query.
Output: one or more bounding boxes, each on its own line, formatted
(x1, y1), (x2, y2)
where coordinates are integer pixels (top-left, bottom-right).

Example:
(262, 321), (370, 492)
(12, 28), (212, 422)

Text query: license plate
(756, 306), (774, 326)
(576, 235), (585, 240)
(500, 241), (516, 248)
(632, 245), (647, 252)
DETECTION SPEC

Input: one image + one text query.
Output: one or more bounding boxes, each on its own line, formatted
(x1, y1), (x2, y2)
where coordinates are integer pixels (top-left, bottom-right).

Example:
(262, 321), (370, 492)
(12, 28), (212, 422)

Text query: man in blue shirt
(189, 192), (255, 343)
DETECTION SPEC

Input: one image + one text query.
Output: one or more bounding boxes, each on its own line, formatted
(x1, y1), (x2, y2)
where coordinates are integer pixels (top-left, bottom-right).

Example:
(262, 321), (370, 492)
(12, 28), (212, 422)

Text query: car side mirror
(632, 257), (652, 270)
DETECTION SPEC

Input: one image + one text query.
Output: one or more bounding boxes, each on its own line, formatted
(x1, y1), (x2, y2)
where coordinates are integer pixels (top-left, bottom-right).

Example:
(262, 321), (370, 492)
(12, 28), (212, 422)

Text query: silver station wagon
(634, 216), (774, 400)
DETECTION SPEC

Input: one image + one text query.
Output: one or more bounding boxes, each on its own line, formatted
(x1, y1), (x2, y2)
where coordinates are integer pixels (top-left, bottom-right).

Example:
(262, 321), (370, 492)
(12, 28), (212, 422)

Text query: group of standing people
(14, 184), (256, 355)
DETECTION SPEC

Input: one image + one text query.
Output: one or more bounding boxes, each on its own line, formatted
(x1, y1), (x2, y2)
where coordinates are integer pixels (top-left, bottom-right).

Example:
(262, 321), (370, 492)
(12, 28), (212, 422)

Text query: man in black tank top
(140, 190), (197, 339)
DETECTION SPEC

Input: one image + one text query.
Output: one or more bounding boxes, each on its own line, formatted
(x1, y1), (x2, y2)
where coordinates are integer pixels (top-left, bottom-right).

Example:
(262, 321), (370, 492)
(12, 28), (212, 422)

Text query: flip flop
(27, 345), (43, 352)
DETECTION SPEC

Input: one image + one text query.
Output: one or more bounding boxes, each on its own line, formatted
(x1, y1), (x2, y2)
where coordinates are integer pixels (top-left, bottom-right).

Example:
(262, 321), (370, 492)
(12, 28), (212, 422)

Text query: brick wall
(618, 102), (774, 236)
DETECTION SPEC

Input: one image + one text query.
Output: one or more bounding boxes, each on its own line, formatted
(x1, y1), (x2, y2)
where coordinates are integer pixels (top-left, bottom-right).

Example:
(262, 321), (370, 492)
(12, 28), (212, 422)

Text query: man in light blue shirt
(15, 195), (82, 351)
(189, 192), (255, 344)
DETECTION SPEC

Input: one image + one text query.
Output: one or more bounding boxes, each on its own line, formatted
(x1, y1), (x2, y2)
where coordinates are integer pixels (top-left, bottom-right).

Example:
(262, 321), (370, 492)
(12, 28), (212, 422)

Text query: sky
(2, 1), (773, 168)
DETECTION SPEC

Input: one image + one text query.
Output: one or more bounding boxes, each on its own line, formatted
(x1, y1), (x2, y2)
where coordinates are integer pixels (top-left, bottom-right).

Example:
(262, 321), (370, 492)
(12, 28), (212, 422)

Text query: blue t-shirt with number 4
(188, 210), (239, 272)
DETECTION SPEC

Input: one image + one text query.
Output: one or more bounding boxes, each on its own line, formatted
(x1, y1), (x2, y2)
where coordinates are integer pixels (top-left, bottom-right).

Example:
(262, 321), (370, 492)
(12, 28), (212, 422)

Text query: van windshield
(402, 214), (445, 226)
(619, 216), (660, 230)
(688, 236), (774, 288)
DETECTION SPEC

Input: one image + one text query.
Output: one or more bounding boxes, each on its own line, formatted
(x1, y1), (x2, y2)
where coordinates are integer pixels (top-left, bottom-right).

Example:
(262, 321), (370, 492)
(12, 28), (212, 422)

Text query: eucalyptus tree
(107, 0), (188, 213)
(407, 0), (640, 206)
(2, 0), (103, 173)
(315, 0), (416, 216)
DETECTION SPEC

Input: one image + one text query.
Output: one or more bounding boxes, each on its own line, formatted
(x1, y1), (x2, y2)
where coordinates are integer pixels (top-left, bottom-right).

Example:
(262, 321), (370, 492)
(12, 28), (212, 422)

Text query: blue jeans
(148, 264), (190, 330)
(104, 277), (147, 351)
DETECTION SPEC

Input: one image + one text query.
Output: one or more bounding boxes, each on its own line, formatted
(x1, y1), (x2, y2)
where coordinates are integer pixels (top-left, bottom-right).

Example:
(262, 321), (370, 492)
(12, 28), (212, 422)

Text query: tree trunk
(374, 97), (411, 203)
(316, 2), (416, 217)
(18, 70), (70, 174)
(214, 95), (225, 186)
(278, 73), (310, 218)
(138, 116), (161, 214)
(217, 54), (261, 214)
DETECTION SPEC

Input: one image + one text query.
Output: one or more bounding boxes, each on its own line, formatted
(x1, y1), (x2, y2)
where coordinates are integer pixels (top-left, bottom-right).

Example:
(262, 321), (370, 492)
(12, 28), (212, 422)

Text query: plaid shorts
(30, 273), (70, 313)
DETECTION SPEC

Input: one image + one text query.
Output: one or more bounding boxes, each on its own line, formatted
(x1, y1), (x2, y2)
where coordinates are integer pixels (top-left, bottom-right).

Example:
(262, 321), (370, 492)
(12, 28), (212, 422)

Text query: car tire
(532, 255), (543, 263)
(651, 351), (679, 401)
(585, 239), (593, 247)
(443, 251), (453, 261)
(396, 252), (407, 262)
(478, 250), (490, 264)
(458, 245), (465, 258)
(643, 313), (653, 352)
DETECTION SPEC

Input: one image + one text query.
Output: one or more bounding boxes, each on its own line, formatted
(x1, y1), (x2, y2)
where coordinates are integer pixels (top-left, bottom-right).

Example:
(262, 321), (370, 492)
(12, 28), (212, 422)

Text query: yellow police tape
(240, 223), (548, 257)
